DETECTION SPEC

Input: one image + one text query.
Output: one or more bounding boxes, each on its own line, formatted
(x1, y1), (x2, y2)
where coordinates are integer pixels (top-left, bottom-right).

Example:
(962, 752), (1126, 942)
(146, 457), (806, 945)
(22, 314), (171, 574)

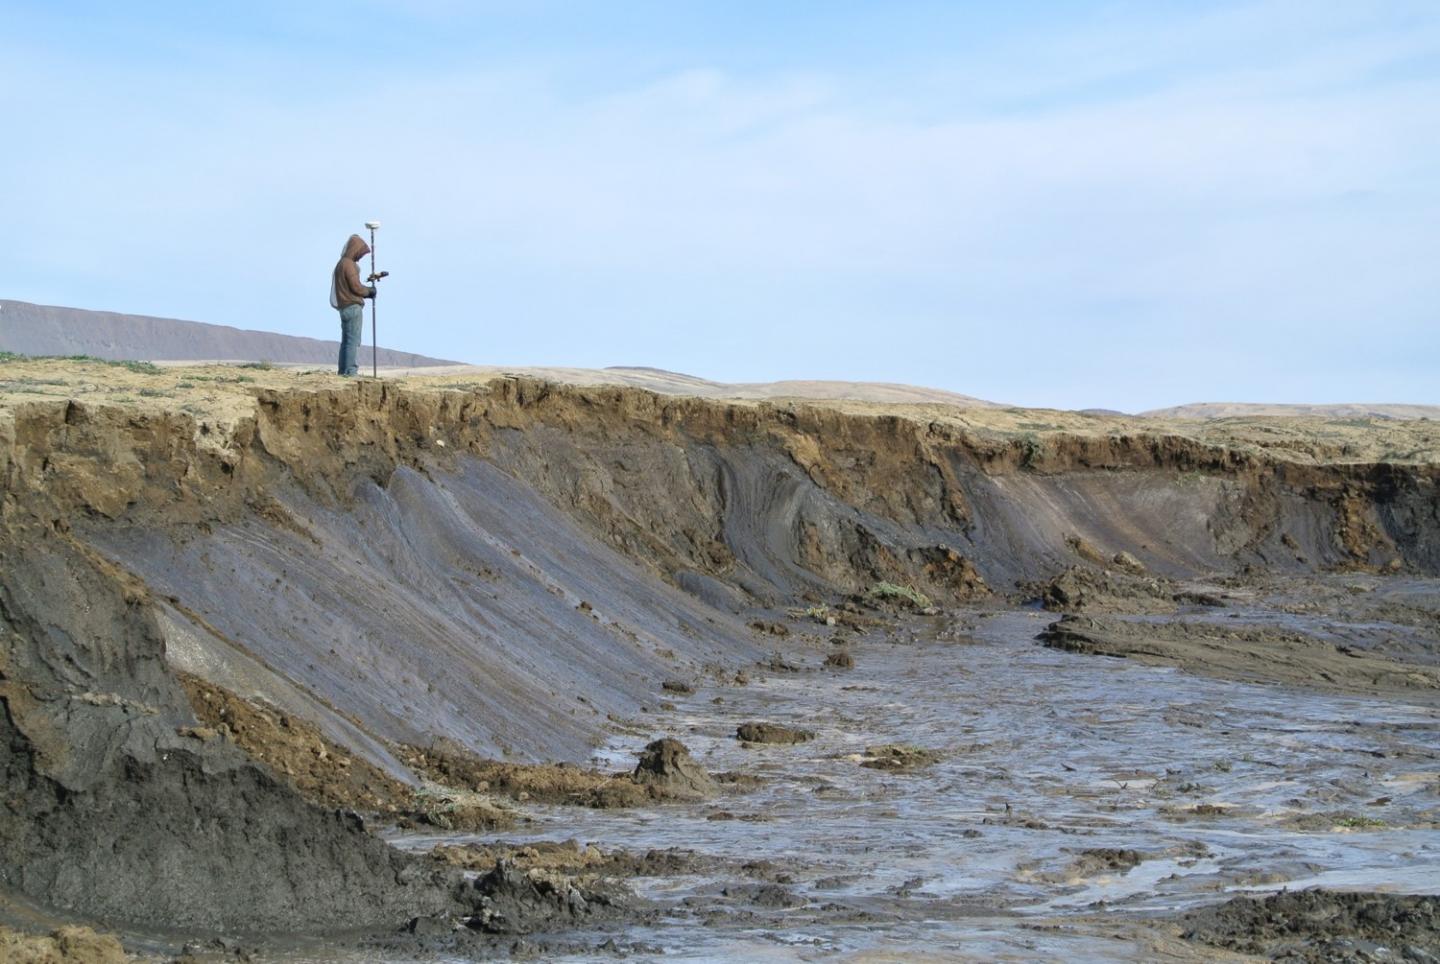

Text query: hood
(343, 234), (370, 262)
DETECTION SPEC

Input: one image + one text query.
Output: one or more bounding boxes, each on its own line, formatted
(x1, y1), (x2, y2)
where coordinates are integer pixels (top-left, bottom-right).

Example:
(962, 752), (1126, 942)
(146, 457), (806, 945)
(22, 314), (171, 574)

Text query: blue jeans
(338, 303), (364, 376)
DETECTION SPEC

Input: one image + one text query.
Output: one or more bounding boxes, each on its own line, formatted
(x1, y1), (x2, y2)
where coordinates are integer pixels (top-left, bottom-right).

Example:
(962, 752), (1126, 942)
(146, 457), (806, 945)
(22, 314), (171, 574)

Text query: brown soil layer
(1035, 565), (1189, 614)
(430, 840), (716, 878)
(401, 739), (717, 809)
(1038, 614), (1440, 696)
(179, 673), (414, 814)
(4, 356), (1438, 466)
(0, 925), (131, 964)
(180, 675), (515, 831)
(402, 745), (646, 807)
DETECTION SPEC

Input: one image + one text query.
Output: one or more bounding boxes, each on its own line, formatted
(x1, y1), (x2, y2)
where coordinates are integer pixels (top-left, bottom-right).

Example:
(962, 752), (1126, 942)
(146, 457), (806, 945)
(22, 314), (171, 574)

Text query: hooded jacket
(330, 234), (373, 309)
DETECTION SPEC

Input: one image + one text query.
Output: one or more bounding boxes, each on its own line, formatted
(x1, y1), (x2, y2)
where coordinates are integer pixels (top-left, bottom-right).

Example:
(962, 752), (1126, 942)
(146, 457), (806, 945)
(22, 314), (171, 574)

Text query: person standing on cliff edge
(330, 234), (376, 376)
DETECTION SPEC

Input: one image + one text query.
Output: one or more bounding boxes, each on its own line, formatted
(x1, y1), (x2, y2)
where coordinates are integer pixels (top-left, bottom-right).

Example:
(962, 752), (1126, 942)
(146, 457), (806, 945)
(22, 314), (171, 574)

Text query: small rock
(736, 722), (814, 745)
(859, 743), (942, 771)
(177, 725), (220, 742)
(631, 738), (717, 800)
(1112, 551), (1147, 574)
(1066, 534), (1109, 565)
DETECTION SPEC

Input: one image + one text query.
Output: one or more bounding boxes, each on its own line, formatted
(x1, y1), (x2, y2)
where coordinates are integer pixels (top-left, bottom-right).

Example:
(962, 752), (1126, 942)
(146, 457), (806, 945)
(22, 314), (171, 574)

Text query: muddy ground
(355, 583), (1439, 960)
(2, 359), (1438, 960)
(6, 578), (1440, 960)
(1180, 890), (1440, 961)
(141, 578), (1440, 959)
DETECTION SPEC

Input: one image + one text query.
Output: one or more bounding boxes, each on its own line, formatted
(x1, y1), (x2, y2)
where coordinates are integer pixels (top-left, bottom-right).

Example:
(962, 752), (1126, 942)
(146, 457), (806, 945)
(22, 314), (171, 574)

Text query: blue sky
(3, 1), (1437, 410)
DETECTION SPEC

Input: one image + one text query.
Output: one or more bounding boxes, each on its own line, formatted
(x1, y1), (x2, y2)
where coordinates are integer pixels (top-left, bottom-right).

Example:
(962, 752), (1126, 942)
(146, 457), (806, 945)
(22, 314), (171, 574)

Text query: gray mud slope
(89, 457), (759, 764)
(0, 527), (465, 932)
(2, 378), (1439, 932)
(72, 383), (1440, 767)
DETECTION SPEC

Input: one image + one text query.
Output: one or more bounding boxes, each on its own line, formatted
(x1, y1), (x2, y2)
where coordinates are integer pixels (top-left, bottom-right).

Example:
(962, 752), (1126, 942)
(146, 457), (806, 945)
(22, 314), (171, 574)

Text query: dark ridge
(0, 299), (459, 367)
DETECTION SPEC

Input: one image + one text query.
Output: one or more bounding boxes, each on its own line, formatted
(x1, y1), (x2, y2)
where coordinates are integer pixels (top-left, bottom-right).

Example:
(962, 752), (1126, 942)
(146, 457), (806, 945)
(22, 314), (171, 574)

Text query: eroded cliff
(2, 372), (1437, 934)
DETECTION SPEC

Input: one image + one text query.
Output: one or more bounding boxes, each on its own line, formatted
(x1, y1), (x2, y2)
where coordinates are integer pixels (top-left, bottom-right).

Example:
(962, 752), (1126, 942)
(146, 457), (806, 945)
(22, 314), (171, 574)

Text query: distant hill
(0, 299), (457, 368)
(1144, 402), (1440, 421)
(600, 366), (1004, 407)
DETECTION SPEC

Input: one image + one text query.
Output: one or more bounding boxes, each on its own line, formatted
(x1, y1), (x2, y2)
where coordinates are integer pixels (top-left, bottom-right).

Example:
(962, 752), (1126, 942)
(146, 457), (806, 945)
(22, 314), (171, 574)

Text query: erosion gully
(261, 607), (1439, 962)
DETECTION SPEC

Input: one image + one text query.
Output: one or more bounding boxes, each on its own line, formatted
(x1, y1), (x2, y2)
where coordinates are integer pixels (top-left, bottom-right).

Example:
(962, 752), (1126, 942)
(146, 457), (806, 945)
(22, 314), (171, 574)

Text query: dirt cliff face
(2, 374), (1437, 935)
(0, 523), (466, 932)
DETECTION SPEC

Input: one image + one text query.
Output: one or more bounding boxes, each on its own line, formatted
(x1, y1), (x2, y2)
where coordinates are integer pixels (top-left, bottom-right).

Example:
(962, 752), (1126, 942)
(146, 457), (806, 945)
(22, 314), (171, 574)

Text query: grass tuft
(1335, 815), (1387, 829)
(866, 582), (932, 608)
(1, 352), (165, 375)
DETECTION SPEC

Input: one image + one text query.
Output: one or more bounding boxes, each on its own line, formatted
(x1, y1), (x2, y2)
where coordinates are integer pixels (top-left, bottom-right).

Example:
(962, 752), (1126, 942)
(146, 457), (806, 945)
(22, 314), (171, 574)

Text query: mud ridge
(1179, 889), (1440, 961)
(1038, 613), (1440, 696)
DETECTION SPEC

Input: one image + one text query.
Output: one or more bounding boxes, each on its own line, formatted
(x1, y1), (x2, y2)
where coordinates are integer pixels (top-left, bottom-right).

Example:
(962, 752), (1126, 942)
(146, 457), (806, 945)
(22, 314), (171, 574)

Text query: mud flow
(372, 610), (1440, 961)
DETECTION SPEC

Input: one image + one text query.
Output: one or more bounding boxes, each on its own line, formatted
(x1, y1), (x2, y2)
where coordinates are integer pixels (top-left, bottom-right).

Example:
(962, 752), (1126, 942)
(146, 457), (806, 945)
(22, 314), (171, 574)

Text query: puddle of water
(384, 610), (1440, 961)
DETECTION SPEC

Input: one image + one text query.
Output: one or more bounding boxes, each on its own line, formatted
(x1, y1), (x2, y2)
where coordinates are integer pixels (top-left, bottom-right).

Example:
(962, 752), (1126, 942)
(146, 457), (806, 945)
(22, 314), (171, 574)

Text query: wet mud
(1180, 890), (1440, 961)
(1039, 588), (1440, 698)
(2, 376), (1439, 957)
(735, 721), (815, 744)
(375, 605), (1440, 960)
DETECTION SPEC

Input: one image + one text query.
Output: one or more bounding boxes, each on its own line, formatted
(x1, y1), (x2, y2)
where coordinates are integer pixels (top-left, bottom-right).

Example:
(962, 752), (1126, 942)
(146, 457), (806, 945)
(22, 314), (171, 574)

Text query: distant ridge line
(1143, 401), (1439, 420)
(0, 299), (458, 368)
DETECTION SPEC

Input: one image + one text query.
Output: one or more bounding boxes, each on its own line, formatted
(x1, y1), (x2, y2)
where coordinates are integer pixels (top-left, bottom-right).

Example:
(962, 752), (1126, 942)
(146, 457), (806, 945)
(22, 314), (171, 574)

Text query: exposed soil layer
(399, 737), (723, 816)
(2, 364), (1439, 944)
(405, 745), (631, 803)
(0, 925), (131, 964)
(179, 673), (414, 814)
(1179, 890), (1440, 961)
(400, 743), (712, 809)
(1038, 614), (1440, 696)
(181, 675), (519, 832)
(0, 527), (472, 933)
(1035, 565), (1213, 614)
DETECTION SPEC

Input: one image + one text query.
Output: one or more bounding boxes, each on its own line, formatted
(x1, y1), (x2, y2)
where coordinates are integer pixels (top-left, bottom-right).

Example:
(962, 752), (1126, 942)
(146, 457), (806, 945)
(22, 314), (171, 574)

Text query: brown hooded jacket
(330, 234), (373, 309)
